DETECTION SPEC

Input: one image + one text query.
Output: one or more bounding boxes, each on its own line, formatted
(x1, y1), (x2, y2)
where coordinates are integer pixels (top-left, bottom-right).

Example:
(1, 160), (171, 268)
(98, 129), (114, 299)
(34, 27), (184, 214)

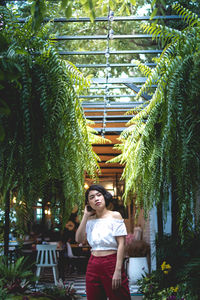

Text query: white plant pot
(127, 257), (149, 284)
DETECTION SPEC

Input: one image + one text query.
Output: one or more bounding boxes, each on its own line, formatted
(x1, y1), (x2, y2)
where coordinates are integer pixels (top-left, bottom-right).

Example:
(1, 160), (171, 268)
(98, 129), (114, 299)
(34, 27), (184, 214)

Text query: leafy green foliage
(0, 256), (35, 295)
(0, 284), (9, 300)
(0, 6), (99, 227)
(113, 5), (200, 239)
(29, 0), (137, 32)
(39, 283), (79, 299)
(138, 233), (200, 299)
(10, 0), (151, 92)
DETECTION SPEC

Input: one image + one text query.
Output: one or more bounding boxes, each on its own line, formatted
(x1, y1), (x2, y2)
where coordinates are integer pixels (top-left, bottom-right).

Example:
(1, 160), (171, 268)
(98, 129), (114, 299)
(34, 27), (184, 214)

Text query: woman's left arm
(112, 235), (125, 290)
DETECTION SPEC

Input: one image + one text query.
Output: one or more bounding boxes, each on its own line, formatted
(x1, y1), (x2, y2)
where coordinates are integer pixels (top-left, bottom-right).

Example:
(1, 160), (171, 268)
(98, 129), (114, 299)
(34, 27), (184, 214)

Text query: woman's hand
(112, 269), (122, 290)
(84, 205), (96, 217)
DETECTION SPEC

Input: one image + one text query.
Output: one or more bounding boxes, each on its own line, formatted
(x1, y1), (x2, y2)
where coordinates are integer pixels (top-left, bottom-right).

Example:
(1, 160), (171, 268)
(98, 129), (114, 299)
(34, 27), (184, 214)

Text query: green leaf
(150, 8), (158, 20)
(61, 0), (68, 9)
(80, 0), (87, 4)
(15, 49), (29, 55)
(30, 1), (35, 16)
(65, 5), (72, 19)
(109, 0), (116, 10)
(160, 0), (166, 7)
(151, 0), (157, 9)
(102, 3), (108, 15)
(129, 0), (136, 5)
(0, 34), (8, 51)
(88, 0), (95, 22)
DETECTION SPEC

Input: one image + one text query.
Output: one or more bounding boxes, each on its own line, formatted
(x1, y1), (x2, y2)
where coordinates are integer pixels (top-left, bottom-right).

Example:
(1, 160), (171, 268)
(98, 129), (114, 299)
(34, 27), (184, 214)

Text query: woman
(75, 184), (131, 300)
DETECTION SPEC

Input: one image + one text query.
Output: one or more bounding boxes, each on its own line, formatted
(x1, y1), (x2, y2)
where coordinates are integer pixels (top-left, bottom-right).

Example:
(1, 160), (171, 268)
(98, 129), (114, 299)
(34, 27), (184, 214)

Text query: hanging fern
(0, 6), (100, 229)
(113, 5), (200, 240)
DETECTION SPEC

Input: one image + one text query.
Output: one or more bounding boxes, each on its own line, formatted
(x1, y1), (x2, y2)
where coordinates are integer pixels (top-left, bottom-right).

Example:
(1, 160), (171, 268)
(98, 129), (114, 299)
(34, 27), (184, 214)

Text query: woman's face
(88, 190), (105, 210)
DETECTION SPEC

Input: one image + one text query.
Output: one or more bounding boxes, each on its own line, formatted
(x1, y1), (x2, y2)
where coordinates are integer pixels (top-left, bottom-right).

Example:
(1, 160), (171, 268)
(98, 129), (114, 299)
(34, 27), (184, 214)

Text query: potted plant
(125, 238), (150, 285)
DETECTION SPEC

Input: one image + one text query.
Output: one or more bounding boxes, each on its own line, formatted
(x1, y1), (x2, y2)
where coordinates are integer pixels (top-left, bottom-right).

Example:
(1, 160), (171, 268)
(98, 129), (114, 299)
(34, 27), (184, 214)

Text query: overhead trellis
(35, 13), (181, 135)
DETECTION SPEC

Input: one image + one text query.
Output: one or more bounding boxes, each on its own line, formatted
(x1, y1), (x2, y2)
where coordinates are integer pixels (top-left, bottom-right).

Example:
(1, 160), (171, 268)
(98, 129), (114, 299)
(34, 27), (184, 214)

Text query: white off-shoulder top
(86, 218), (127, 251)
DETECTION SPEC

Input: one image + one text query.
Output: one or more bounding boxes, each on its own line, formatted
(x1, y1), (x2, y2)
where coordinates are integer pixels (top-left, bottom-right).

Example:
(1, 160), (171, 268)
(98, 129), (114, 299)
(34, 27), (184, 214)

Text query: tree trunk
(4, 191), (10, 257)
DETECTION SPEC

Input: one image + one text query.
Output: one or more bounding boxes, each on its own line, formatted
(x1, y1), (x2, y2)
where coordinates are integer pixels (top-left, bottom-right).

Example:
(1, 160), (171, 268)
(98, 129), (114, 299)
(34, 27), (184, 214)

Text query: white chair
(66, 242), (76, 258)
(36, 244), (59, 285)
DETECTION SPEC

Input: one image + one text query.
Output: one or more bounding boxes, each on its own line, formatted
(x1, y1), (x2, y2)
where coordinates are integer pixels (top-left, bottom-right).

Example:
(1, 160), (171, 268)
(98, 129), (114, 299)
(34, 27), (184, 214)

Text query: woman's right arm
(75, 207), (94, 243)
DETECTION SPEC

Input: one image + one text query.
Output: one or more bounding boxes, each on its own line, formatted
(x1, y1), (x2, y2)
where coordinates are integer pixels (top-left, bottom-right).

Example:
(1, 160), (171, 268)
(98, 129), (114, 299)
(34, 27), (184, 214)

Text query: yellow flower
(174, 286), (179, 292)
(170, 286), (179, 292)
(161, 261), (166, 270)
(165, 264), (171, 269)
(161, 261), (171, 272)
(164, 270), (169, 274)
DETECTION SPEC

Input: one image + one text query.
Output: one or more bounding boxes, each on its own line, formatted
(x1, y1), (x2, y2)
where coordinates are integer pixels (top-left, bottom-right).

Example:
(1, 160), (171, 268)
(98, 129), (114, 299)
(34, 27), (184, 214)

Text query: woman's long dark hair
(85, 184), (112, 207)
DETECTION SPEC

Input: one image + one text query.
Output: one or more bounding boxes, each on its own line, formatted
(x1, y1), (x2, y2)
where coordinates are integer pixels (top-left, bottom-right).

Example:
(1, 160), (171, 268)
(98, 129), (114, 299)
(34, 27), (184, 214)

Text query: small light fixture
(109, 29), (114, 39)
(105, 48), (110, 58)
(109, 11), (114, 22)
(84, 182), (89, 189)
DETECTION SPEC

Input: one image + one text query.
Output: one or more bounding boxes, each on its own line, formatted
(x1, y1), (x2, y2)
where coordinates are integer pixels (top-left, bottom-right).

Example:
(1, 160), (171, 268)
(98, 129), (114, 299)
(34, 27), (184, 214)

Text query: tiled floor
(35, 268), (143, 298)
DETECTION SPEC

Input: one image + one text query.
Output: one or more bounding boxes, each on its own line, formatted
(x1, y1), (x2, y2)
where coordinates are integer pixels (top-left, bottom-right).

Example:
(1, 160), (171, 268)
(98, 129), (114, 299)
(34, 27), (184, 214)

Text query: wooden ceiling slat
(99, 163), (123, 167)
(84, 102), (130, 181)
(99, 169), (123, 174)
(93, 146), (120, 153)
(90, 122), (128, 128)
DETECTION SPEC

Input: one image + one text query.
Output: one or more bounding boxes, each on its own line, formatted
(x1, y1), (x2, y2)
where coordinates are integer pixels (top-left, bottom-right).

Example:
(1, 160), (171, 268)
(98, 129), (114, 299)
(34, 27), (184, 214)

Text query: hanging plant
(0, 6), (100, 253)
(111, 4), (200, 240)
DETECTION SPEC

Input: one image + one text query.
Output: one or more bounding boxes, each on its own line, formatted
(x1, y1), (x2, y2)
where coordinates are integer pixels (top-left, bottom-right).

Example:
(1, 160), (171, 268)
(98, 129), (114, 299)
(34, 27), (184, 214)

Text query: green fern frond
(141, 23), (182, 46)
(117, 6), (200, 238)
(0, 6), (100, 230)
(65, 60), (91, 91)
(172, 3), (199, 27)
(133, 59), (152, 77)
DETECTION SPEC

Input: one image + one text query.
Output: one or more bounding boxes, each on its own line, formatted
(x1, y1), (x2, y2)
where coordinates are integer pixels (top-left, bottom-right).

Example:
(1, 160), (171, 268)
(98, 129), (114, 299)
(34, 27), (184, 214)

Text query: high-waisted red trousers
(86, 253), (131, 300)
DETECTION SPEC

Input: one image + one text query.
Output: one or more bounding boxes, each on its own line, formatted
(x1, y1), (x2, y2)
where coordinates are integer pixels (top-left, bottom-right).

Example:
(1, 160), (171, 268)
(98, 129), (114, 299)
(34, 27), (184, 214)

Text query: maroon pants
(86, 253), (131, 300)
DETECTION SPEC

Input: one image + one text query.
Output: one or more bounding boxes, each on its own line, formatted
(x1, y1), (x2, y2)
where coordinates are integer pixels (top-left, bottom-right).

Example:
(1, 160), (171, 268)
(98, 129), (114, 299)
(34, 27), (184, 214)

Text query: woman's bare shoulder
(110, 211), (123, 220)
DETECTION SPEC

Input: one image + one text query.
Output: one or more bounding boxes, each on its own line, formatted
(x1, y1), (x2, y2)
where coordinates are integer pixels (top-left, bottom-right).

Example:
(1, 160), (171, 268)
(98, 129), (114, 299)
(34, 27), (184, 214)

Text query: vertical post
(127, 203), (132, 232)
(4, 191), (10, 257)
(150, 207), (157, 271)
(171, 175), (179, 240)
(156, 200), (163, 240)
